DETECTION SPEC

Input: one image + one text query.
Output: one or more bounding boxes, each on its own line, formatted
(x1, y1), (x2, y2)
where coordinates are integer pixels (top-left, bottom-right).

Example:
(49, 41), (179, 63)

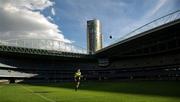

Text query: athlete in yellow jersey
(74, 69), (82, 91)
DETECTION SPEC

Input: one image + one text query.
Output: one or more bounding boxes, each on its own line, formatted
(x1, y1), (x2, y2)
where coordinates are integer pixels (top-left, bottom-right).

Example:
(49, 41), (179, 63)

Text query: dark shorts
(75, 77), (80, 82)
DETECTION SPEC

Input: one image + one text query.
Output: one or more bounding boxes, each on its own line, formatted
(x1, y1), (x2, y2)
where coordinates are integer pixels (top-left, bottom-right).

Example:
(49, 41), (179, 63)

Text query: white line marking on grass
(20, 85), (56, 102)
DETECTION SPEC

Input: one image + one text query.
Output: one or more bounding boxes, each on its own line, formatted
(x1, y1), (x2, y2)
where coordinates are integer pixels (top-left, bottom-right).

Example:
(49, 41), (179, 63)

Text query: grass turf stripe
(20, 84), (57, 102)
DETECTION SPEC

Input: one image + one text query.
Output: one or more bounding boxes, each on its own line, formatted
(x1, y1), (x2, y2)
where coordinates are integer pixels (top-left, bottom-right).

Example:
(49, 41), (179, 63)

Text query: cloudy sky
(0, 0), (180, 49)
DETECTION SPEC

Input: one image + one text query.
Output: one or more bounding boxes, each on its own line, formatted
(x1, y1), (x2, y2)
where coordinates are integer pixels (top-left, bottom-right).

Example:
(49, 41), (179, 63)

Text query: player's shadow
(26, 81), (180, 98)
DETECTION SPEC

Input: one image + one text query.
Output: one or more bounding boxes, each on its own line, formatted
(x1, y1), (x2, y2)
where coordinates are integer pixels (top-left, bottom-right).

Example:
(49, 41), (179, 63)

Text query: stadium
(0, 1), (180, 102)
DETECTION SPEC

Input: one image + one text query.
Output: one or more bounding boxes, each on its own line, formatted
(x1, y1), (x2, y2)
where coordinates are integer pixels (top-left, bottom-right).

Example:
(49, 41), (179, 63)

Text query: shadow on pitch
(22, 81), (180, 98)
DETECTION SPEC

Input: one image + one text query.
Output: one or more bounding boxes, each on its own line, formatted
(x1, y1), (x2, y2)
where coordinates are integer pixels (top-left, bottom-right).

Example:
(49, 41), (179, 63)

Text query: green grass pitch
(0, 81), (180, 102)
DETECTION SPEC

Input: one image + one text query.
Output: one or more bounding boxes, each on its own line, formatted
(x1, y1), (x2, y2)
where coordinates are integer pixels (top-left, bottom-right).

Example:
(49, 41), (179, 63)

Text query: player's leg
(75, 81), (80, 91)
(77, 82), (80, 88)
(75, 78), (78, 91)
(75, 82), (78, 91)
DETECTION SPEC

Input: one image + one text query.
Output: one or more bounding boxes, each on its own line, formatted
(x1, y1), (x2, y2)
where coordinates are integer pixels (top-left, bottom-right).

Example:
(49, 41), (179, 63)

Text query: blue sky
(42, 0), (180, 48)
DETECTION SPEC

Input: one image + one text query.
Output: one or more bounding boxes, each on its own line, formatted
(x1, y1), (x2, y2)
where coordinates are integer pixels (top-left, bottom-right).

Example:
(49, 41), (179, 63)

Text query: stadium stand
(0, 11), (180, 83)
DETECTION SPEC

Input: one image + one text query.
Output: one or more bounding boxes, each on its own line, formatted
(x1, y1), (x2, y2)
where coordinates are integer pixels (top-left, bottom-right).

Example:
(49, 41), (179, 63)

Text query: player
(74, 69), (82, 91)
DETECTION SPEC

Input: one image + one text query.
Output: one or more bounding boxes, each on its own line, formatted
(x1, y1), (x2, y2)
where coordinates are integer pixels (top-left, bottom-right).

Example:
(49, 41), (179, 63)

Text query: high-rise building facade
(87, 19), (103, 54)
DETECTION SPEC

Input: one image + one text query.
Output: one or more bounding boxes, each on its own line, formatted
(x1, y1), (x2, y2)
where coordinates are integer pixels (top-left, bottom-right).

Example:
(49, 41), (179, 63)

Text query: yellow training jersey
(74, 72), (81, 78)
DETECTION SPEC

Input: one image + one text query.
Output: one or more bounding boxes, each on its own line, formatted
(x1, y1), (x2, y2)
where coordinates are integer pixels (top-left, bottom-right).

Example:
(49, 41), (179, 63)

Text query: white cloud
(51, 8), (56, 16)
(47, 16), (54, 21)
(145, 0), (168, 18)
(0, 0), (71, 43)
(9, 0), (54, 10)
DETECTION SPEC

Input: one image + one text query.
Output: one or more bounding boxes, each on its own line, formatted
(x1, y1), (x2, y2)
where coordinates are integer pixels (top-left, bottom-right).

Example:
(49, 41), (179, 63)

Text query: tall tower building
(87, 19), (103, 54)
